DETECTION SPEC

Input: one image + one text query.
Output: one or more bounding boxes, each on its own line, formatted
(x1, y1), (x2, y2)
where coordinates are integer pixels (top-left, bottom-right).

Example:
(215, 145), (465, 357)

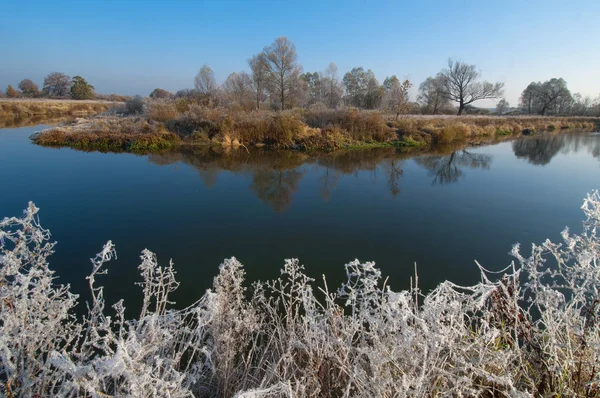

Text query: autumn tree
(248, 53), (268, 109)
(18, 79), (39, 98)
(194, 64), (218, 96)
(300, 72), (322, 105)
(382, 76), (412, 119)
(417, 76), (449, 114)
(6, 85), (20, 98)
(364, 75), (384, 109)
(149, 88), (173, 99)
(70, 76), (95, 100)
(438, 60), (504, 115)
(342, 67), (383, 109)
(43, 72), (71, 97)
(383, 75), (412, 119)
(263, 37), (303, 110)
(321, 62), (343, 108)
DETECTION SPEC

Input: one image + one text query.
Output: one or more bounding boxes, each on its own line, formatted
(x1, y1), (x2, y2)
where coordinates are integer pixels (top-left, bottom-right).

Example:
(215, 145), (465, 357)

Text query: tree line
(3, 36), (599, 116)
(519, 78), (599, 116)
(147, 37), (508, 116)
(149, 36), (599, 116)
(1, 72), (96, 100)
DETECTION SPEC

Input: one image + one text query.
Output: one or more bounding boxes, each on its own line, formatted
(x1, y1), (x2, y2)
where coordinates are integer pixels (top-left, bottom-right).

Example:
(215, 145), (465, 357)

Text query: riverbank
(29, 106), (600, 153)
(0, 99), (124, 126)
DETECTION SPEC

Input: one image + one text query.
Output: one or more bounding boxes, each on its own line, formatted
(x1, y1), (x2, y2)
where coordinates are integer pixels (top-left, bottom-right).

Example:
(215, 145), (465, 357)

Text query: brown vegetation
(29, 97), (600, 153)
(388, 114), (600, 146)
(30, 116), (177, 152)
(0, 99), (123, 122)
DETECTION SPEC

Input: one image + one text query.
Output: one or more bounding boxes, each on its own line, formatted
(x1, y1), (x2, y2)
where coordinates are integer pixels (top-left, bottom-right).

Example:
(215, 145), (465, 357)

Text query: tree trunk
(457, 104), (464, 116)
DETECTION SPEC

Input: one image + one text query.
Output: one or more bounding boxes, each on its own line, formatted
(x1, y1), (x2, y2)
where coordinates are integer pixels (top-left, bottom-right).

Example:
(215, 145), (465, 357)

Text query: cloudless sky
(2, 0), (599, 107)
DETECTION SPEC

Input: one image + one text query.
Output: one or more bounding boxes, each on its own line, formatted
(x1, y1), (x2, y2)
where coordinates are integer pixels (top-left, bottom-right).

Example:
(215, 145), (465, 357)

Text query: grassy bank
(29, 100), (600, 153)
(0, 99), (123, 122)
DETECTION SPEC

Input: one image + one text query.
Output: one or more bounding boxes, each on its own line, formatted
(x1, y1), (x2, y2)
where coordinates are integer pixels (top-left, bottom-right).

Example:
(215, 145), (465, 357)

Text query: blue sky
(2, 0), (599, 106)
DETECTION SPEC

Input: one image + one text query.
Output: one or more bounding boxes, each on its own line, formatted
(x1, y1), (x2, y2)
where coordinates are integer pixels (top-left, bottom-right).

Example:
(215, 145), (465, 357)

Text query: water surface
(1, 126), (599, 315)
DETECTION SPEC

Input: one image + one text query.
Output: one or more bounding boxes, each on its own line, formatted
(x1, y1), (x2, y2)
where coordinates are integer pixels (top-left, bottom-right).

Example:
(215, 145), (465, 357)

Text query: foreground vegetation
(1, 192), (599, 396)
(0, 99), (123, 126)
(30, 99), (600, 152)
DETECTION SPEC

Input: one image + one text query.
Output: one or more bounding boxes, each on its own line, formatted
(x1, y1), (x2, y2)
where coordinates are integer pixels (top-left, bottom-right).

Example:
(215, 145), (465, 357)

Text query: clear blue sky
(2, 0), (599, 106)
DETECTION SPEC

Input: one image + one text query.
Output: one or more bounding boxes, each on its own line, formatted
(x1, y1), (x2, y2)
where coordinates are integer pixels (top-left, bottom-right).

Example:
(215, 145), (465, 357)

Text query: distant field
(0, 98), (124, 126)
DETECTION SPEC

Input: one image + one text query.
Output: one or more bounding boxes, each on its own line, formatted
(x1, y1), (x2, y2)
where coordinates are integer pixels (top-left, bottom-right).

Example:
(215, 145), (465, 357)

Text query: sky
(2, 0), (600, 107)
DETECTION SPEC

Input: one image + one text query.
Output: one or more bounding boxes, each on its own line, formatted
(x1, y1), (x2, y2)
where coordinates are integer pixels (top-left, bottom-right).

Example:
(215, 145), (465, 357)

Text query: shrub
(149, 88), (173, 99)
(125, 95), (145, 114)
(145, 99), (180, 122)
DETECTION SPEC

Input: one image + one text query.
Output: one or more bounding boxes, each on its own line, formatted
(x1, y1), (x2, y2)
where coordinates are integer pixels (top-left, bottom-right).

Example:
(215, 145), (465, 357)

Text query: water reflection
(149, 147), (407, 211)
(414, 150), (492, 185)
(146, 132), (600, 211)
(513, 132), (600, 166)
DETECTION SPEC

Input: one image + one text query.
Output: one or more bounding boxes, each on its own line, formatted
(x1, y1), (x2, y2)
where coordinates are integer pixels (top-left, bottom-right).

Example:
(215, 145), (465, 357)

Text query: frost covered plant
(1, 193), (599, 397)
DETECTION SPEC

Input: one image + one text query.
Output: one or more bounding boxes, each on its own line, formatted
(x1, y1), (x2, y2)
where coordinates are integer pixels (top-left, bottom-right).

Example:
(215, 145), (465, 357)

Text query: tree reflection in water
(146, 132), (600, 211)
(512, 132), (600, 166)
(148, 147), (407, 211)
(414, 150), (492, 185)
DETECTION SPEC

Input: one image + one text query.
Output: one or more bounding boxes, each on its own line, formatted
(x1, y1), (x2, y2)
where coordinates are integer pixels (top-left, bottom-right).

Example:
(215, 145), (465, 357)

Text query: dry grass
(31, 116), (178, 152)
(0, 99), (124, 121)
(388, 115), (600, 145)
(28, 100), (600, 153)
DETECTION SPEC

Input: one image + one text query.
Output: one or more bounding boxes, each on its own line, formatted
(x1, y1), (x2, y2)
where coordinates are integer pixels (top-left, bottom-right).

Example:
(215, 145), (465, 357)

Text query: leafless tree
(495, 99), (510, 115)
(248, 53), (269, 110)
(417, 76), (449, 114)
(438, 60), (504, 115)
(263, 37), (303, 110)
(322, 62), (344, 108)
(43, 72), (71, 97)
(223, 72), (254, 109)
(194, 64), (218, 96)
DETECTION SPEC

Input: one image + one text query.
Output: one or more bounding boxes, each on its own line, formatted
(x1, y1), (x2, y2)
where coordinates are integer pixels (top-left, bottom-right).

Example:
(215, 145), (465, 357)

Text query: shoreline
(28, 113), (600, 155)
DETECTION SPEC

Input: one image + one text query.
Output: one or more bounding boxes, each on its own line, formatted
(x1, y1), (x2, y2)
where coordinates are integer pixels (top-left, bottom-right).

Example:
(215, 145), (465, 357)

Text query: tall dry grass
(0, 99), (124, 121)
(29, 98), (600, 152)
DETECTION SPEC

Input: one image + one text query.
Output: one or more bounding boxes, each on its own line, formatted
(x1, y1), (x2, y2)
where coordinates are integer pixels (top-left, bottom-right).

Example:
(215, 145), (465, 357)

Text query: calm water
(1, 125), (600, 315)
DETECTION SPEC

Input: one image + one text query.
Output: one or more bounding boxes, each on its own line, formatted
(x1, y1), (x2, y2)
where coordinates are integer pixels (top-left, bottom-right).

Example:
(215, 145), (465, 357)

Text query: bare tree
(223, 72), (254, 109)
(194, 64), (218, 96)
(495, 99), (510, 115)
(263, 37), (302, 110)
(321, 62), (343, 108)
(43, 72), (71, 97)
(438, 60), (504, 115)
(417, 76), (448, 114)
(248, 53), (268, 110)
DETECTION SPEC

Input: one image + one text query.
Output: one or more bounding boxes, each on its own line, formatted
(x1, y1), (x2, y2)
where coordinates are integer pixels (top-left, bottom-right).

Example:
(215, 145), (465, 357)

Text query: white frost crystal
(1, 193), (599, 396)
